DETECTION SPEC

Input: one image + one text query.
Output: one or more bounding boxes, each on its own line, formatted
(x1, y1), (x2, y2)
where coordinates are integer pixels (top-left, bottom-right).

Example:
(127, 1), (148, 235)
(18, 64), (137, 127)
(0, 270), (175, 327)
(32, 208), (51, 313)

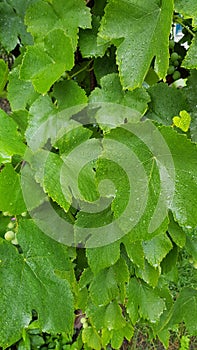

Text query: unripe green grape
(11, 237), (18, 245)
(173, 60), (180, 67)
(21, 212), (27, 217)
(171, 52), (179, 62)
(4, 230), (15, 241)
(7, 222), (15, 229)
(172, 71), (181, 80)
(169, 39), (175, 49)
(167, 65), (175, 75)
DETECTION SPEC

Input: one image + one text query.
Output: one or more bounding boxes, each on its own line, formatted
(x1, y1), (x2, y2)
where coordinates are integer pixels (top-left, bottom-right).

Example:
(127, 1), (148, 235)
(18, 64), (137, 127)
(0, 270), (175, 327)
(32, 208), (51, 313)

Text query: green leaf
(86, 241), (120, 274)
(0, 109), (26, 163)
(159, 126), (197, 228)
(168, 213), (186, 248)
(146, 83), (188, 126)
(169, 288), (197, 335)
(82, 326), (102, 350)
(8, 66), (39, 111)
(90, 73), (150, 123)
(127, 278), (166, 324)
(0, 220), (74, 348)
(123, 239), (144, 269)
(25, 0), (91, 49)
(183, 35), (197, 69)
(52, 80), (88, 111)
(89, 267), (119, 306)
(173, 110), (191, 132)
(20, 29), (74, 94)
(175, 0), (197, 27)
(136, 260), (160, 288)
(183, 70), (197, 142)
(0, 2), (32, 51)
(94, 48), (118, 84)
(0, 59), (8, 93)
(0, 164), (26, 215)
(143, 233), (173, 267)
(79, 16), (108, 58)
(98, 0), (173, 90)
(104, 301), (126, 330)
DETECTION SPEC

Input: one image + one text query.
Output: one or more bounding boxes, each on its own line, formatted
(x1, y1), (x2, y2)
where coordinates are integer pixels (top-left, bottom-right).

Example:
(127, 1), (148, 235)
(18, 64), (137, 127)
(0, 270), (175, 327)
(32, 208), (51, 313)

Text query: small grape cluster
(3, 211), (27, 245)
(167, 39), (182, 81)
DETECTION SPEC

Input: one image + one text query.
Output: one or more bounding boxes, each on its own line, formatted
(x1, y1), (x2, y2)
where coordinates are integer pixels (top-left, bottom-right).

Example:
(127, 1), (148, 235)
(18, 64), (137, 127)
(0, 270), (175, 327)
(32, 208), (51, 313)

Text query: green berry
(167, 65), (175, 75)
(7, 222), (15, 229)
(172, 71), (181, 80)
(173, 60), (180, 67)
(171, 52), (179, 62)
(169, 40), (175, 49)
(21, 212), (27, 217)
(4, 231), (15, 241)
(11, 237), (18, 245)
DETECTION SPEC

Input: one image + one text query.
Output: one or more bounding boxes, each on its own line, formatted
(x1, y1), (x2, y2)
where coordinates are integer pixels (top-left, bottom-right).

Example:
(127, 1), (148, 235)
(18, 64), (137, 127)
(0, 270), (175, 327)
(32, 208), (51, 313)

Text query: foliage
(0, 0), (197, 349)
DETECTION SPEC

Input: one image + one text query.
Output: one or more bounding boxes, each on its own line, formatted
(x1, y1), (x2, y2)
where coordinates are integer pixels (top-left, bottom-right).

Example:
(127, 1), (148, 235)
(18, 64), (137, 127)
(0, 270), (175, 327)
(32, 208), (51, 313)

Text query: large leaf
(98, 0), (173, 89)
(0, 109), (26, 163)
(0, 220), (74, 348)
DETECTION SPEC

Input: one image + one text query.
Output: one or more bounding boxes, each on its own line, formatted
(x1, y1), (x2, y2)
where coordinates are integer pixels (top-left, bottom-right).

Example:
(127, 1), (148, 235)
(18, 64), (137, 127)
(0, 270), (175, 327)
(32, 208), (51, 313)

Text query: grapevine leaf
(6, 0), (37, 17)
(135, 260), (160, 288)
(0, 59), (8, 93)
(146, 83), (188, 125)
(183, 35), (197, 69)
(173, 110), (191, 133)
(82, 327), (102, 350)
(169, 288), (197, 335)
(0, 220), (74, 348)
(111, 324), (134, 349)
(168, 212), (186, 248)
(25, 0), (91, 48)
(126, 278), (166, 324)
(183, 70), (197, 142)
(89, 73), (150, 124)
(0, 2), (32, 52)
(142, 233), (173, 267)
(123, 239), (144, 269)
(7, 66), (39, 111)
(104, 301), (126, 330)
(89, 267), (119, 306)
(20, 29), (74, 94)
(79, 16), (108, 58)
(174, 0), (197, 27)
(86, 241), (120, 274)
(98, 0), (173, 90)
(159, 126), (197, 228)
(0, 164), (26, 215)
(52, 80), (88, 111)
(0, 109), (26, 163)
